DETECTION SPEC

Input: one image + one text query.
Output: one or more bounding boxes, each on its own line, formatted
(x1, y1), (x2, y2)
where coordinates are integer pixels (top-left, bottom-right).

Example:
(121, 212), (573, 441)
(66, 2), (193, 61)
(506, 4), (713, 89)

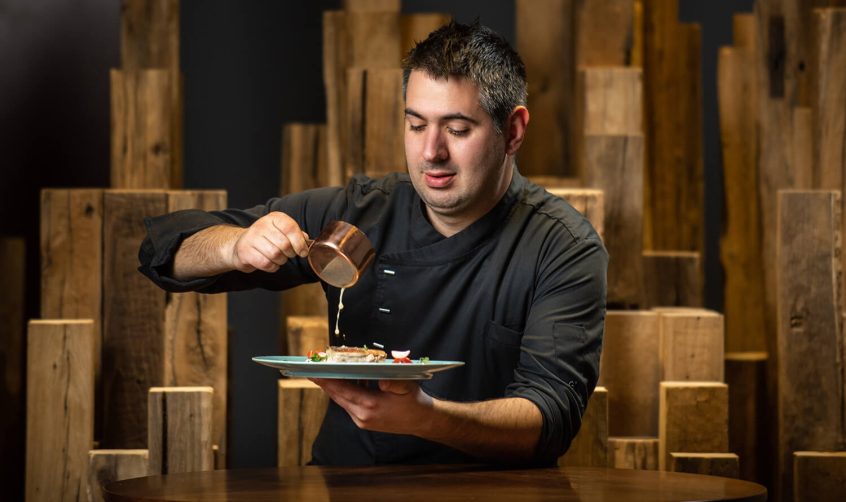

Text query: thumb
(378, 379), (416, 395)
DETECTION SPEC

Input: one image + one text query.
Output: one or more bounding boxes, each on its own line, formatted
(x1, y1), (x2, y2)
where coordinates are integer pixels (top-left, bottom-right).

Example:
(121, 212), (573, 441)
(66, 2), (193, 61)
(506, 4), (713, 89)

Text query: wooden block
(794, 451), (846, 502)
(120, 0), (179, 71)
(87, 449), (148, 502)
(813, 8), (846, 191)
(343, 0), (400, 12)
(725, 352), (771, 485)
(1, 238), (25, 500)
(110, 69), (175, 189)
(670, 452), (740, 479)
(717, 40), (766, 353)
(659, 310), (724, 382)
(583, 134), (644, 308)
(164, 191), (228, 468)
(286, 316), (329, 358)
(40, 189), (103, 422)
(280, 123), (328, 195)
(642, 250), (703, 308)
(658, 382), (729, 471)
(608, 437), (658, 470)
(560, 387), (608, 467)
(278, 379), (329, 466)
(575, 0), (635, 66)
(102, 191), (168, 448)
(516, 0), (576, 177)
(323, 11), (349, 187)
(400, 13), (450, 56)
(578, 67), (643, 136)
(546, 188), (605, 241)
(26, 320), (95, 502)
(345, 68), (405, 179)
(598, 311), (660, 436)
(776, 190), (844, 500)
(148, 387), (214, 475)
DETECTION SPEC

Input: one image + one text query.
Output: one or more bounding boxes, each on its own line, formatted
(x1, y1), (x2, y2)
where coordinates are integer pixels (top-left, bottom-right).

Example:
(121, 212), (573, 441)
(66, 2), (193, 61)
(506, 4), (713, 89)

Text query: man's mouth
(423, 170), (456, 188)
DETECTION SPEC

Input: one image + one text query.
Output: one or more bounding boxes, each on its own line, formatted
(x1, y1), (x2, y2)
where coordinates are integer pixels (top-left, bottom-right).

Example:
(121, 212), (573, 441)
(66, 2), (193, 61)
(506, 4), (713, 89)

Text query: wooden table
(104, 464), (767, 501)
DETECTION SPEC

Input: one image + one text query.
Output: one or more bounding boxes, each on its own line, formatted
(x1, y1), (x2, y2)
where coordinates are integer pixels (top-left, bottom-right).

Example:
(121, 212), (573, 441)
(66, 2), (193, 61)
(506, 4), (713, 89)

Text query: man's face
(404, 70), (512, 234)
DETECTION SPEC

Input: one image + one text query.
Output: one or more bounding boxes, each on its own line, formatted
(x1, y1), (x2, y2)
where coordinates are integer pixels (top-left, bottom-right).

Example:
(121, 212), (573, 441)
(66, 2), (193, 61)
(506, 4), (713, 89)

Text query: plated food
(306, 346), (423, 364)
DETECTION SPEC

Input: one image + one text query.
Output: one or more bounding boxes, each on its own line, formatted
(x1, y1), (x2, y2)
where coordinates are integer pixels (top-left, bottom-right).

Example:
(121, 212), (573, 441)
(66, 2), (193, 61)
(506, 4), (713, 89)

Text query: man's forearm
(172, 225), (243, 280)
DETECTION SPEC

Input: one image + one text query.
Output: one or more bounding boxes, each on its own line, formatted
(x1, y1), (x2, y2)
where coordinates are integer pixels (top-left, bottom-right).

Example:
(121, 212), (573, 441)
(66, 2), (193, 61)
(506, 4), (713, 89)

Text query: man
(139, 20), (607, 466)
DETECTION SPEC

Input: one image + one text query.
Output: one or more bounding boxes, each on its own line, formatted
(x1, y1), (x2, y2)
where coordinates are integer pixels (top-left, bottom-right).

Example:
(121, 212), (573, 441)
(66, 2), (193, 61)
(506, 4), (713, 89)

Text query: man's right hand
(228, 212), (310, 273)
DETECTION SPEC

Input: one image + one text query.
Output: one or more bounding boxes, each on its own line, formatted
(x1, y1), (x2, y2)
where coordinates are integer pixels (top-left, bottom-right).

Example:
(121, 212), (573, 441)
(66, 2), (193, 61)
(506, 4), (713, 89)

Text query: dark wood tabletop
(104, 464), (767, 501)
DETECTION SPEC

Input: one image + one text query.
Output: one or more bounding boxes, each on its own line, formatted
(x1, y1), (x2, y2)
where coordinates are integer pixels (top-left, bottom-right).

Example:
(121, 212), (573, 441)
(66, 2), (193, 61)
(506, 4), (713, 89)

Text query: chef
(139, 20), (607, 466)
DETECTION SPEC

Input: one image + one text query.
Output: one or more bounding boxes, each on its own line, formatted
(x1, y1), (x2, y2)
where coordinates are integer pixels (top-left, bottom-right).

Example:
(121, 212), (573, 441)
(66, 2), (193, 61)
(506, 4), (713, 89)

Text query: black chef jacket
(138, 167), (607, 466)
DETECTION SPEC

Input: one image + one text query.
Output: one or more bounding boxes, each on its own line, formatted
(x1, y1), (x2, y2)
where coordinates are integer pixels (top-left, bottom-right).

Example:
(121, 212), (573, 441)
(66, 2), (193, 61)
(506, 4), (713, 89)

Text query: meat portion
(325, 346), (387, 363)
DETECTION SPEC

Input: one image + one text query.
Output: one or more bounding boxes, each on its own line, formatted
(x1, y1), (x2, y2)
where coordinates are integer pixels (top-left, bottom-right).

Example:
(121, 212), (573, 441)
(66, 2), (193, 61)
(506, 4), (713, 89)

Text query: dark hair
(401, 20), (527, 134)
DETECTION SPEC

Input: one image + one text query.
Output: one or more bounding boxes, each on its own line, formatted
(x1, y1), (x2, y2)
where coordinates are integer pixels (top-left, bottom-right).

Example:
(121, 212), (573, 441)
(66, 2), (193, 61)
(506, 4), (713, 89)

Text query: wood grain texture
(658, 310), (724, 382)
(725, 352), (771, 486)
(343, 0), (400, 12)
(583, 134), (644, 308)
(120, 0), (179, 71)
(110, 69), (174, 189)
(792, 106), (814, 190)
(102, 191), (168, 448)
(322, 11), (349, 187)
(578, 67), (642, 137)
(87, 449), (148, 502)
(546, 188), (605, 240)
(608, 437), (658, 470)
(776, 190), (844, 501)
(812, 8), (846, 192)
(658, 382), (729, 471)
(642, 251), (703, 308)
(718, 26), (767, 353)
(670, 453), (740, 479)
(286, 317), (329, 357)
(164, 191), (228, 468)
(516, 0), (576, 177)
(278, 379), (329, 466)
(0, 237), (25, 500)
(26, 320), (95, 502)
(148, 387), (214, 475)
(575, 0), (635, 66)
(598, 311), (660, 436)
(793, 451), (846, 502)
(280, 123), (328, 195)
(560, 387), (608, 467)
(400, 13), (450, 56)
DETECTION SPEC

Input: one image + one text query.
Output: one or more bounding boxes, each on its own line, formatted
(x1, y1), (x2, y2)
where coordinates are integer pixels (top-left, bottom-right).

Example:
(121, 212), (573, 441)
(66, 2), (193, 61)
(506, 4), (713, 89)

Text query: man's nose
(422, 129), (449, 163)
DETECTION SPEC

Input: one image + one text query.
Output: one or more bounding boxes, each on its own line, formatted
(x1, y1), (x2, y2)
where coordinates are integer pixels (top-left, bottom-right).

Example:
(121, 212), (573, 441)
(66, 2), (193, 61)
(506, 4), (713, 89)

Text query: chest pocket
(484, 320), (523, 391)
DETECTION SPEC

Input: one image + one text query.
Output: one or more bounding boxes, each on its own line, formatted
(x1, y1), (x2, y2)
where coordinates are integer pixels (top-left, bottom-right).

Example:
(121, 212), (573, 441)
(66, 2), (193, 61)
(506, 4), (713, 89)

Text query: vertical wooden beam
(0, 237), (25, 500)
(323, 11), (350, 187)
(546, 188), (605, 241)
(575, 0), (635, 66)
(578, 67), (643, 137)
(278, 379), (329, 466)
(670, 452), (740, 479)
(280, 123), (328, 196)
(642, 251), (702, 308)
(147, 387), (214, 475)
(560, 387), (608, 467)
(516, 0), (576, 177)
(812, 9), (846, 192)
(776, 190), (844, 500)
(87, 450), (148, 502)
(400, 13), (450, 56)
(725, 352), (771, 486)
(598, 311), (659, 436)
(793, 451), (846, 502)
(608, 437), (658, 470)
(102, 191), (168, 448)
(286, 316), (329, 358)
(120, 0), (179, 71)
(26, 320), (95, 501)
(659, 310), (724, 382)
(343, 0), (400, 12)
(164, 190), (228, 467)
(658, 382), (729, 471)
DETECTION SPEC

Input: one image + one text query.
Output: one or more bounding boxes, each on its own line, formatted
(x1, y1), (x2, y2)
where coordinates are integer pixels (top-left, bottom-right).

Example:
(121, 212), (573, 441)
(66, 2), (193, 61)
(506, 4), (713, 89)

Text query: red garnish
(393, 357), (412, 364)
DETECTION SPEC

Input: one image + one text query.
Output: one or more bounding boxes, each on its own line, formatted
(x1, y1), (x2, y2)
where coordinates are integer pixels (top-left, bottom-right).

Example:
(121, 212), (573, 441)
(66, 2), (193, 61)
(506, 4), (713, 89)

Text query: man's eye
(409, 124), (425, 132)
(448, 128), (469, 137)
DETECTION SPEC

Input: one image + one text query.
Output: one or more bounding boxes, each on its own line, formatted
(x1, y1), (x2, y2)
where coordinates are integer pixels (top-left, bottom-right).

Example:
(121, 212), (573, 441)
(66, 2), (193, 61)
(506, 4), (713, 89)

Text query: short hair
(401, 20), (527, 134)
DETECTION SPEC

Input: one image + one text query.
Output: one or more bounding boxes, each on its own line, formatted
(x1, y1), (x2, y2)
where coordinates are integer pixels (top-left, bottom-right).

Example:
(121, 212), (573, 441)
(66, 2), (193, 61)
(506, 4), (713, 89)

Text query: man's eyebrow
(404, 108), (480, 125)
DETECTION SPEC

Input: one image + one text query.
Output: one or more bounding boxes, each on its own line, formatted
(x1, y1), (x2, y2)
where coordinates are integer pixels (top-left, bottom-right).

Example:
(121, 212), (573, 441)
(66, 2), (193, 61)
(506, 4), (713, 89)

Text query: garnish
(306, 350), (327, 362)
(393, 356), (412, 364)
(391, 350), (410, 359)
(419, 356), (430, 364)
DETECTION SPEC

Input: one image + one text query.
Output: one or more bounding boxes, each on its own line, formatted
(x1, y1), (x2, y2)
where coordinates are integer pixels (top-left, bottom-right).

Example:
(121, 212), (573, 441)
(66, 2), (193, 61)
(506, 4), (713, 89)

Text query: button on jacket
(139, 167), (608, 466)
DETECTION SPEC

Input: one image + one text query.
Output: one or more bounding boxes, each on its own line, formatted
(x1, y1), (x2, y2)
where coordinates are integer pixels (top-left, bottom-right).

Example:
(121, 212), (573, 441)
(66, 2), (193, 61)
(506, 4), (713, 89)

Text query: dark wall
(1, 0), (754, 479)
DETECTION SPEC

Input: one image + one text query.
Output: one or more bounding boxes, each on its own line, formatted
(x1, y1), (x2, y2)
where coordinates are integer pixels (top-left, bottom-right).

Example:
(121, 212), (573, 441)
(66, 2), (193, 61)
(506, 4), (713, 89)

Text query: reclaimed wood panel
(812, 9), (846, 192)
(102, 191), (168, 448)
(343, 0), (400, 12)
(323, 11), (349, 187)
(670, 453), (740, 479)
(516, 0), (576, 177)
(793, 451), (846, 502)
(608, 437), (658, 470)
(546, 188), (605, 240)
(87, 449), (148, 502)
(26, 320), (95, 502)
(287, 316), (329, 357)
(792, 106), (814, 189)
(164, 191), (228, 467)
(583, 134), (644, 307)
(776, 190), (844, 500)
(0, 237), (25, 500)
(598, 311), (660, 436)
(148, 387), (214, 475)
(278, 379), (329, 466)
(400, 13), (450, 56)
(659, 310), (724, 382)
(120, 0), (179, 71)
(578, 67), (642, 137)
(560, 387), (608, 467)
(642, 251), (702, 308)
(575, 0), (635, 66)
(280, 123), (328, 195)
(725, 352), (771, 486)
(658, 382), (729, 471)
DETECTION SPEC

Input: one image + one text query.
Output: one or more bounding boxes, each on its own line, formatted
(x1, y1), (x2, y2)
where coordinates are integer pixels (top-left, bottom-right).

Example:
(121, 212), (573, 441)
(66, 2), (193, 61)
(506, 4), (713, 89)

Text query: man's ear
(504, 106), (530, 155)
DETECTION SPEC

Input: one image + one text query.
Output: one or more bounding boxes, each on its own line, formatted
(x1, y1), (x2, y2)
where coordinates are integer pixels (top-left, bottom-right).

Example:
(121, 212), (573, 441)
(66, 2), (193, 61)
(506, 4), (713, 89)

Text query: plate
(252, 356), (465, 380)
